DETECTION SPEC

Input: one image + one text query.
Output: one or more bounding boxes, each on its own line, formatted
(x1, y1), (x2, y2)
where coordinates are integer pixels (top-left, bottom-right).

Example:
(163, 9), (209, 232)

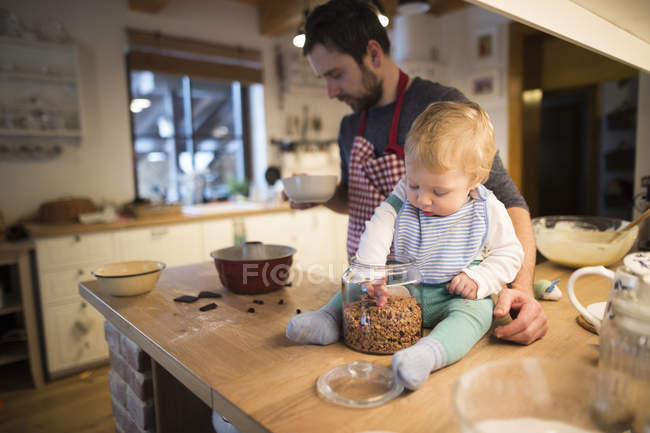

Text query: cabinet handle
(150, 227), (168, 238)
(74, 234), (81, 242)
(78, 269), (84, 276)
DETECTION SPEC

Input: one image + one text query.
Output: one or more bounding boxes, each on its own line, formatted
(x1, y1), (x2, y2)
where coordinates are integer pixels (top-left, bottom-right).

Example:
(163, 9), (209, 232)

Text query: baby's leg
(393, 296), (494, 390)
(285, 293), (342, 345)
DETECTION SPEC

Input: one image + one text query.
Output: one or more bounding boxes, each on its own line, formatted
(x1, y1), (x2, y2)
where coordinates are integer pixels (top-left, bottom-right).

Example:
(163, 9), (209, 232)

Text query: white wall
(392, 7), (511, 164)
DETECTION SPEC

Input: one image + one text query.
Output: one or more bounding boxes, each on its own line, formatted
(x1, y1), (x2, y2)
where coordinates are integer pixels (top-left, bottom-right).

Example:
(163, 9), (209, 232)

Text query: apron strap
(355, 69), (410, 158)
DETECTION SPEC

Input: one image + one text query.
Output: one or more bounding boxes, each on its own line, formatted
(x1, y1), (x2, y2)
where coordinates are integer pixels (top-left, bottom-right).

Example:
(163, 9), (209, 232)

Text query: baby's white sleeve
(462, 194), (524, 298)
(355, 200), (398, 266)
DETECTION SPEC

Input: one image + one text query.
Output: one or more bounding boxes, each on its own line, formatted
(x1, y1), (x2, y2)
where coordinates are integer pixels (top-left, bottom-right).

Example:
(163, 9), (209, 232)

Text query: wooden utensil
(609, 209), (650, 242)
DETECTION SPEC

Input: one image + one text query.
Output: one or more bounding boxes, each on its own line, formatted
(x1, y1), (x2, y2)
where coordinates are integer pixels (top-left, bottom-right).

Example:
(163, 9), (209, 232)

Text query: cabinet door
(42, 301), (108, 376)
(116, 223), (203, 267)
(38, 262), (103, 305)
(201, 219), (235, 260)
(35, 232), (116, 272)
(245, 213), (298, 248)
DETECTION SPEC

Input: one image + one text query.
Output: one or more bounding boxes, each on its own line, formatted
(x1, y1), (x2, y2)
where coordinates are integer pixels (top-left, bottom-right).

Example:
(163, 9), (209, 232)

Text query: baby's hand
(447, 272), (478, 299)
(363, 277), (389, 307)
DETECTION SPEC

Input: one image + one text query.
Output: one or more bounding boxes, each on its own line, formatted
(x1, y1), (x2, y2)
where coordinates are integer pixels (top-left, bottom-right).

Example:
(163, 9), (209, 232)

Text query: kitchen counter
(79, 260), (604, 433)
(24, 202), (292, 238)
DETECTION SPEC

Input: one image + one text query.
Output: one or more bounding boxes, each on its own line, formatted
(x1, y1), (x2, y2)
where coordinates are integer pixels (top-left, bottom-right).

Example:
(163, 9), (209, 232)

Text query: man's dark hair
(303, 0), (390, 65)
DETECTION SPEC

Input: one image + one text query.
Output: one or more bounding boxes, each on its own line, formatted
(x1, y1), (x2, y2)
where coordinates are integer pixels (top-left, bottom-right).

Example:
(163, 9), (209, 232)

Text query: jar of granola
(341, 254), (423, 354)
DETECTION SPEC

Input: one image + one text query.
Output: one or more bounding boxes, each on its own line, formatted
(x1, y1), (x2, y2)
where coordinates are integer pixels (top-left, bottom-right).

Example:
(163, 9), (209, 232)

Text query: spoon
(609, 208), (650, 242)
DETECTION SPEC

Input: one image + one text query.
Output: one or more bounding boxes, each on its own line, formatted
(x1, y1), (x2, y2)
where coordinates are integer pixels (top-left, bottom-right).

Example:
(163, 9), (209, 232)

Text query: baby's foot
(286, 310), (340, 345)
(392, 338), (446, 390)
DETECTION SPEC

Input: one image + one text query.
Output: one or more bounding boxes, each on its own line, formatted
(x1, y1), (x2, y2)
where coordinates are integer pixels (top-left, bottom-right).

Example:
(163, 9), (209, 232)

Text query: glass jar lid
(317, 361), (404, 408)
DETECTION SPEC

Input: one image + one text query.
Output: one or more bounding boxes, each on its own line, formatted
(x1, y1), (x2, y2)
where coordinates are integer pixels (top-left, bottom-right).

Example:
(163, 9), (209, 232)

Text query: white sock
(392, 338), (447, 390)
(285, 302), (341, 345)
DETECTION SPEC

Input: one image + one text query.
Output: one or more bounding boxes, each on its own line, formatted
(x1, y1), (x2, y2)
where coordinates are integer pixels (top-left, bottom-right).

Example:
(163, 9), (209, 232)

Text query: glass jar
(340, 254), (423, 354)
(590, 253), (650, 433)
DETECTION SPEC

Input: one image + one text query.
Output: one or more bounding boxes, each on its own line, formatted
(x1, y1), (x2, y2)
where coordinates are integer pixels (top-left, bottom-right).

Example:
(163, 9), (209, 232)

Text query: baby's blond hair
(405, 101), (496, 187)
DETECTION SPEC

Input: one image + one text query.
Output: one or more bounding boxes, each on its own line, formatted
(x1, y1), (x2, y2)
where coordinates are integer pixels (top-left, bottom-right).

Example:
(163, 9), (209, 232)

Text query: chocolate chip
(174, 295), (198, 303)
(296, 308), (301, 314)
(284, 282), (292, 287)
(198, 291), (222, 299)
(247, 307), (255, 313)
(199, 303), (217, 311)
(253, 299), (264, 304)
(278, 299), (284, 305)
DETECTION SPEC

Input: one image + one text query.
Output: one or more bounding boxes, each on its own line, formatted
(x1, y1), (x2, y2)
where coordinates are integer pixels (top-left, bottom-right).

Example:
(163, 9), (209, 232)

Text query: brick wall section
(104, 321), (156, 433)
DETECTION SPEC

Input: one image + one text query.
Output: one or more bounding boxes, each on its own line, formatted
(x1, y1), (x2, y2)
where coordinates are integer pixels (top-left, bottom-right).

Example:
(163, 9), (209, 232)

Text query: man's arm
(493, 207), (548, 345)
(323, 183), (349, 214)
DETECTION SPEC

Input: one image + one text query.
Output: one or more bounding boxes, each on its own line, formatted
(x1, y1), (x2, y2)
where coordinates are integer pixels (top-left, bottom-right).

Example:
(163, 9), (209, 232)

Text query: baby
(286, 101), (524, 390)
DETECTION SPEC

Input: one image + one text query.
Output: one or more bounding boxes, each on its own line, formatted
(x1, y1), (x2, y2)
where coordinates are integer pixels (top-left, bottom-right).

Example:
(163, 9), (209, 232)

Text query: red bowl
(210, 243), (296, 294)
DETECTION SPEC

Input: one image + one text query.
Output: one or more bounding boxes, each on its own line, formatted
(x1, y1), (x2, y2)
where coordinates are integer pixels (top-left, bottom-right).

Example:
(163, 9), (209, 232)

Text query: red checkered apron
(346, 70), (409, 257)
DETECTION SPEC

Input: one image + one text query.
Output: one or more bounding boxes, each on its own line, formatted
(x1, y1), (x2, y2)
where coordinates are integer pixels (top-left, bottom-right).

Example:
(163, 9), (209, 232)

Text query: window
(126, 29), (263, 205)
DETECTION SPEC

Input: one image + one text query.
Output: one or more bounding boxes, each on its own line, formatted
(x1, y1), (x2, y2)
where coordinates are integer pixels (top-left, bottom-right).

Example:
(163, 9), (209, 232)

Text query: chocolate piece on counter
(174, 295), (199, 303)
(199, 303), (218, 312)
(247, 307), (255, 313)
(278, 299), (284, 305)
(296, 309), (301, 314)
(198, 291), (222, 299)
(253, 299), (264, 304)
(284, 282), (293, 287)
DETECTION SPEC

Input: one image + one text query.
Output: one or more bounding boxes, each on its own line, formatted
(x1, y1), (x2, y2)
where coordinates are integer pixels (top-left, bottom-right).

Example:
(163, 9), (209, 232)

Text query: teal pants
(329, 282), (494, 364)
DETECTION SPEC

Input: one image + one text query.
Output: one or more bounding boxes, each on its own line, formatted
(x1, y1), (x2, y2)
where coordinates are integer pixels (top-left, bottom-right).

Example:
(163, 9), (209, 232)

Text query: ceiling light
(397, 0), (430, 15)
(293, 33), (305, 48)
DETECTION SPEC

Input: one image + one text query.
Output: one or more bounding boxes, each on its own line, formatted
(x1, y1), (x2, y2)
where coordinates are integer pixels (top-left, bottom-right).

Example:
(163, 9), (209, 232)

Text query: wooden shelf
(0, 341), (28, 367)
(0, 128), (81, 138)
(0, 71), (76, 84)
(0, 292), (23, 315)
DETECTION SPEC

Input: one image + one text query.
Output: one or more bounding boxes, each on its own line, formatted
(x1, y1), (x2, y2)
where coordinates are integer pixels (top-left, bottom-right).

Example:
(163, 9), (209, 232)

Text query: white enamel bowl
(281, 175), (337, 204)
(92, 260), (166, 296)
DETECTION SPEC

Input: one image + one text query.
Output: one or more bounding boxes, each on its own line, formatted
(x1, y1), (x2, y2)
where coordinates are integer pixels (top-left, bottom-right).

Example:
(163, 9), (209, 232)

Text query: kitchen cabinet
(201, 219), (235, 260)
(115, 223), (203, 267)
(34, 232), (116, 378)
(0, 36), (82, 159)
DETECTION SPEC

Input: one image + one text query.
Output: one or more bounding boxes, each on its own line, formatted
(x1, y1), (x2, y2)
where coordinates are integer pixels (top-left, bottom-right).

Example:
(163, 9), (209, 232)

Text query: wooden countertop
(79, 261), (606, 433)
(24, 203), (292, 238)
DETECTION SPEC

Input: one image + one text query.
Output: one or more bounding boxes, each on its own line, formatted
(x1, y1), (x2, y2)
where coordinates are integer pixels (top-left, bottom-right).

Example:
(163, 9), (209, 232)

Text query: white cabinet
(40, 300), (107, 377)
(201, 219), (235, 260)
(35, 232), (115, 271)
(0, 36), (82, 159)
(34, 232), (117, 378)
(115, 223), (204, 267)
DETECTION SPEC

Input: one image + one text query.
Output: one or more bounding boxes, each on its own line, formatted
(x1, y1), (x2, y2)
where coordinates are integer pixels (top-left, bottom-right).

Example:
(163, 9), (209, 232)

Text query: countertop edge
(24, 203), (294, 238)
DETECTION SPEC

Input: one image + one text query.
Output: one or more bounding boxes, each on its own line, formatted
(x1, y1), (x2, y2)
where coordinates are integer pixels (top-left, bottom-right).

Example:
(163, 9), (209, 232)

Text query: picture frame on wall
(472, 27), (498, 66)
(467, 69), (501, 102)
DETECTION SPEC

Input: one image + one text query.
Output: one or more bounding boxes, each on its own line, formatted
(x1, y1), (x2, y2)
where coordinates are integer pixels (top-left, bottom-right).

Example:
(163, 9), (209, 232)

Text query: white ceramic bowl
(281, 175), (337, 204)
(533, 215), (638, 267)
(92, 260), (165, 296)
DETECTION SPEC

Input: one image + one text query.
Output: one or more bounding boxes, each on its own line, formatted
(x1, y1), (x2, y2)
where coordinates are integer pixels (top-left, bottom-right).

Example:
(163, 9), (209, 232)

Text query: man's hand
(447, 272), (478, 299)
(493, 288), (548, 345)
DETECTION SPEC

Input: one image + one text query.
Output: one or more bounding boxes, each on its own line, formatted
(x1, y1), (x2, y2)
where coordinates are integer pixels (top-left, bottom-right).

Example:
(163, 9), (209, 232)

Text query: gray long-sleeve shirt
(337, 77), (528, 211)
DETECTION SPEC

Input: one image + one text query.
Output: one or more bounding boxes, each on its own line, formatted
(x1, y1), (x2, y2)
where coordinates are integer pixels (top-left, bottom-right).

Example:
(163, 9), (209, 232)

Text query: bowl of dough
(92, 260), (166, 296)
(281, 175), (337, 204)
(532, 215), (638, 267)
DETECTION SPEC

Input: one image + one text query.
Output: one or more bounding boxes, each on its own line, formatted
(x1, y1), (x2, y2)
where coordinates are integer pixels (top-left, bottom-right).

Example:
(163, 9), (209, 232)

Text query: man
(288, 0), (547, 345)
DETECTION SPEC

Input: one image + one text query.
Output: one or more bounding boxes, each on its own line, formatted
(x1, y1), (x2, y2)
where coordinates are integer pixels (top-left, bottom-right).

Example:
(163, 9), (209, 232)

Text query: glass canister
(595, 253), (650, 433)
(341, 254), (423, 354)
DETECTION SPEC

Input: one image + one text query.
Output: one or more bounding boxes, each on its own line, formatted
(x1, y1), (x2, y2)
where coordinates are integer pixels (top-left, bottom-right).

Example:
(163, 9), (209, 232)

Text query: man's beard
(340, 65), (383, 113)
